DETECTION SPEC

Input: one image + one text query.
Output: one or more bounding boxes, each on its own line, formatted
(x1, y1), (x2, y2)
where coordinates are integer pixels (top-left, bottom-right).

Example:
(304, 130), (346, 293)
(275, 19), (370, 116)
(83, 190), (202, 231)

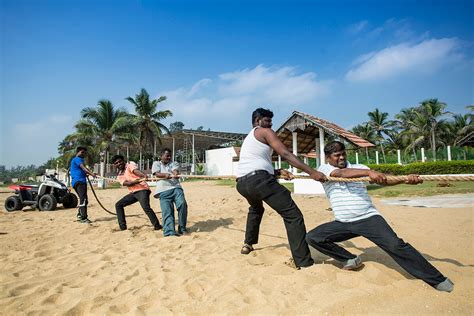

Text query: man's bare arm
(259, 128), (326, 182)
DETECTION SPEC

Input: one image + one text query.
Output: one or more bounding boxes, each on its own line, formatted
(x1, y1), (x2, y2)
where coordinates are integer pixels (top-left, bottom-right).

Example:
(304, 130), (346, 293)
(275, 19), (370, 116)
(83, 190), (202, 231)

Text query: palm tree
(351, 123), (376, 163)
(419, 99), (450, 161)
(447, 112), (473, 160)
(466, 105), (474, 121)
(75, 99), (130, 167)
(367, 108), (395, 163)
(448, 114), (473, 146)
(395, 107), (420, 161)
(125, 88), (172, 166)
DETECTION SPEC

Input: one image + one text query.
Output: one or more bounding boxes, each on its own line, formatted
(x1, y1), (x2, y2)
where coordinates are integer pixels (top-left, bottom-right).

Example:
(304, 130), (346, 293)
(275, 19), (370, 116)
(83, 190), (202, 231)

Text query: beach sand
(0, 181), (472, 314)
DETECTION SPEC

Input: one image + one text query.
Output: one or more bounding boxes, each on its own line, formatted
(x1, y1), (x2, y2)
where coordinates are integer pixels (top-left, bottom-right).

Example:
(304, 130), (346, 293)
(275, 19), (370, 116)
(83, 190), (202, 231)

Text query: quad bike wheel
(38, 194), (57, 211)
(5, 196), (23, 212)
(62, 193), (78, 208)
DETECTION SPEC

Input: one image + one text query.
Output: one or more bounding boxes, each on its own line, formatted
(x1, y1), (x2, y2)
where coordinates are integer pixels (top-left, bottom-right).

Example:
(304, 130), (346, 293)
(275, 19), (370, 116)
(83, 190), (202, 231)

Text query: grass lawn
(367, 181), (474, 197)
(217, 179), (474, 198)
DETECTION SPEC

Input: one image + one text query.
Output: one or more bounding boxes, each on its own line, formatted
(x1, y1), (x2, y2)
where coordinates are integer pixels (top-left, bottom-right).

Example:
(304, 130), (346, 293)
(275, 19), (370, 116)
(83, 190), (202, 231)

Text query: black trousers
(236, 172), (314, 268)
(306, 215), (446, 286)
(73, 182), (88, 219)
(115, 189), (161, 230)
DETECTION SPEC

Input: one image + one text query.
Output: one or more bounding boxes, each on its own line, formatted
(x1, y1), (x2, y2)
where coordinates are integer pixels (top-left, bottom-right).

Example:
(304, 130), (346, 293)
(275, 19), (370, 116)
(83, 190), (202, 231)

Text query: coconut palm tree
(125, 88), (172, 166)
(419, 99), (450, 161)
(367, 108), (395, 163)
(75, 99), (130, 166)
(394, 107), (420, 160)
(351, 123), (376, 163)
(448, 114), (473, 146)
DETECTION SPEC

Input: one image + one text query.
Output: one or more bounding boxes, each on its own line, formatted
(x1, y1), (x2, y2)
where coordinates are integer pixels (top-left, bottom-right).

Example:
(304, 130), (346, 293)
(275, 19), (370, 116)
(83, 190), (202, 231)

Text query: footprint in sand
(9, 284), (33, 297)
(125, 269), (140, 281)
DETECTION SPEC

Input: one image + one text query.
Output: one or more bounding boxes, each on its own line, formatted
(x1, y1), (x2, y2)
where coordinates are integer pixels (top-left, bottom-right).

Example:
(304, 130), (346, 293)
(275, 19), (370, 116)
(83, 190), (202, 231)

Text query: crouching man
(306, 141), (453, 292)
(112, 155), (162, 231)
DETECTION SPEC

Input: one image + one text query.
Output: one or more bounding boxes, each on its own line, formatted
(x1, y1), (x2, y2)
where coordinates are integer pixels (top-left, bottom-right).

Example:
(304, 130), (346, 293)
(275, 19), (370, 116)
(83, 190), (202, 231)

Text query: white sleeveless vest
(237, 127), (274, 177)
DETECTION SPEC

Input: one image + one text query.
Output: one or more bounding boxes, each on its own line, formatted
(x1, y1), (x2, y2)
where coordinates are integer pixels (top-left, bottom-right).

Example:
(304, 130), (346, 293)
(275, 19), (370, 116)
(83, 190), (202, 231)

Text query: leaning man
(306, 141), (453, 292)
(112, 155), (162, 231)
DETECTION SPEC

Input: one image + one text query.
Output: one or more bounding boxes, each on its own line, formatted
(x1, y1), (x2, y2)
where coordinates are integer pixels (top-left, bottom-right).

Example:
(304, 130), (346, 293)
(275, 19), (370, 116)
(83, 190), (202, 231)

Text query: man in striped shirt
(306, 141), (453, 292)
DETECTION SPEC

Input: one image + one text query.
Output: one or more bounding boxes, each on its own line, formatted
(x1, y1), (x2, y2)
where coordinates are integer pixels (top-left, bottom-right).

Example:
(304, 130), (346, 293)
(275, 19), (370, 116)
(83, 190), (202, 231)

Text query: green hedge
(367, 160), (474, 175)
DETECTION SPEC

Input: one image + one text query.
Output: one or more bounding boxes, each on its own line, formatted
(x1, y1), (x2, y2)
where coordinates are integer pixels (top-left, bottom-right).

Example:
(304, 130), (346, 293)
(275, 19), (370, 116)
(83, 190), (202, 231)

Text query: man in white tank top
(236, 108), (327, 269)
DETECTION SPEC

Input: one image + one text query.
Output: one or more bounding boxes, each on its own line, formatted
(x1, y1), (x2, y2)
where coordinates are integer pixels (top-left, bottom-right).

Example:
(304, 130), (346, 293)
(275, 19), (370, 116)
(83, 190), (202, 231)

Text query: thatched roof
(276, 111), (375, 154)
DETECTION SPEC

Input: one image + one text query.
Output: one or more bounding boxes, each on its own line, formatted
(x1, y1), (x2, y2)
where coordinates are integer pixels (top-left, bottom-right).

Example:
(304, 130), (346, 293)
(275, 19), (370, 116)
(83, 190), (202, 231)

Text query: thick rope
(95, 174), (474, 183)
(87, 176), (116, 215)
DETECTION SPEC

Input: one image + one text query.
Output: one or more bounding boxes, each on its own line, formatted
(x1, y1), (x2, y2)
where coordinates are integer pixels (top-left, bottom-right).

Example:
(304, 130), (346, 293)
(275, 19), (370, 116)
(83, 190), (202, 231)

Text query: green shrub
(366, 164), (404, 175)
(368, 160), (474, 175)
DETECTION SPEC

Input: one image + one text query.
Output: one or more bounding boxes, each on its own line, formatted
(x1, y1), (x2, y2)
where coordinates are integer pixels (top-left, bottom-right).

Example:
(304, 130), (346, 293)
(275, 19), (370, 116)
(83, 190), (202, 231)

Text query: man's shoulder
(71, 156), (83, 164)
(127, 161), (138, 170)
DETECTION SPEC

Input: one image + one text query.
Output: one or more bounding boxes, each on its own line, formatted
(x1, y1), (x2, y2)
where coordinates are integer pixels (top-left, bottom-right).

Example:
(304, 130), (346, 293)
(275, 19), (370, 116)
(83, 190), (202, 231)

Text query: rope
(87, 176), (116, 215)
(95, 174), (474, 183)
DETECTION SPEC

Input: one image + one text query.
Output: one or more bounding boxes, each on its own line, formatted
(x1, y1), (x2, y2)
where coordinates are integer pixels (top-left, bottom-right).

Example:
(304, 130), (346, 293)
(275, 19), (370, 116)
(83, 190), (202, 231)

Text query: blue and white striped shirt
(318, 162), (380, 222)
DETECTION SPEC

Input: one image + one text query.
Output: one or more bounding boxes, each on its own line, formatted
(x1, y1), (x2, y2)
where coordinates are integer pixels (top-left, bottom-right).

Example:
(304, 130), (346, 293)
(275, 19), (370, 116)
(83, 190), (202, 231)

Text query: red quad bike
(4, 174), (78, 212)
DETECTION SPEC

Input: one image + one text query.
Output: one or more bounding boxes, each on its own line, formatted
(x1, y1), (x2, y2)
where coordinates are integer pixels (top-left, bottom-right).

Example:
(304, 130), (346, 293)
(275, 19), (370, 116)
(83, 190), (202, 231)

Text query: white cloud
(346, 38), (464, 82)
(160, 64), (331, 131)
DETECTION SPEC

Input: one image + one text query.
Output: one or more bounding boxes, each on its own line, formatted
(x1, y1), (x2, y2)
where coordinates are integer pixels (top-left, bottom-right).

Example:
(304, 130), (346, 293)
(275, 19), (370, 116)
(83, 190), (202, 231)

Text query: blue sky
(1, 0), (473, 167)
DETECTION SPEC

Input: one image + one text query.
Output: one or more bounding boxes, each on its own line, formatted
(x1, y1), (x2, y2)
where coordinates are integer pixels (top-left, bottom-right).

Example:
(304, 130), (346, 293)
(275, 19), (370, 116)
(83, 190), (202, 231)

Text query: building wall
(205, 147), (238, 176)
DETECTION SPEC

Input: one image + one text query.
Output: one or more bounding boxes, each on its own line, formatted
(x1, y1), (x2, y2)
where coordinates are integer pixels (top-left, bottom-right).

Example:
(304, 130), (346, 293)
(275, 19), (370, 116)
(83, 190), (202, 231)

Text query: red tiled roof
(275, 111), (375, 153)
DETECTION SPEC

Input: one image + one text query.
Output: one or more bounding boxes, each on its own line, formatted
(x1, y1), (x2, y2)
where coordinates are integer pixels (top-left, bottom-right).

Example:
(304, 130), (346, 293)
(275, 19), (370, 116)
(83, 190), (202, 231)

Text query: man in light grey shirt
(152, 148), (188, 237)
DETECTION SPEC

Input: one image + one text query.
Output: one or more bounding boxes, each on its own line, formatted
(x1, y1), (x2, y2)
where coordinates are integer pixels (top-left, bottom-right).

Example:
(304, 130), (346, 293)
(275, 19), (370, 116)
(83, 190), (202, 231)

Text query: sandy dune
(0, 181), (472, 314)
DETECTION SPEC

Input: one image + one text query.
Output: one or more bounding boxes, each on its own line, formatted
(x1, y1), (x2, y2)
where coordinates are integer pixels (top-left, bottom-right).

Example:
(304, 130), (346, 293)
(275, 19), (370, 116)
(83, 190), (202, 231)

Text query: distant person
(306, 141), (453, 292)
(69, 146), (96, 223)
(236, 108), (327, 269)
(111, 155), (162, 231)
(152, 148), (188, 237)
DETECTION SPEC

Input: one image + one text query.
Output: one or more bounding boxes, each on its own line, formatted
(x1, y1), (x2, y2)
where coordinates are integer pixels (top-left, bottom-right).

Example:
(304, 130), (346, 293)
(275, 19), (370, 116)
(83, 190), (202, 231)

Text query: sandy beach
(0, 181), (472, 315)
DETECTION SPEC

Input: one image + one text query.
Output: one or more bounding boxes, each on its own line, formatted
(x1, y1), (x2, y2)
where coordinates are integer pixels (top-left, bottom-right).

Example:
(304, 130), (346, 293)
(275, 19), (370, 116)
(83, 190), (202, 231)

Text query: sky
(1, 0), (473, 168)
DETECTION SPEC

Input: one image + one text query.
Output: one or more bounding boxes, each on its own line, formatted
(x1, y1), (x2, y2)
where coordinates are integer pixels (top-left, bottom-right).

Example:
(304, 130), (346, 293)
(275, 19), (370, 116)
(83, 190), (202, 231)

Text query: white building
(205, 147), (239, 176)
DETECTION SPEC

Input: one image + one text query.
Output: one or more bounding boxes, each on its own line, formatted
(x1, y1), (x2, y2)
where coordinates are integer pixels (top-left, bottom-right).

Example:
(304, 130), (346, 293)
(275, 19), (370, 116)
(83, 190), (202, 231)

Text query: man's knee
(175, 198), (187, 210)
(306, 228), (326, 245)
(383, 237), (409, 253)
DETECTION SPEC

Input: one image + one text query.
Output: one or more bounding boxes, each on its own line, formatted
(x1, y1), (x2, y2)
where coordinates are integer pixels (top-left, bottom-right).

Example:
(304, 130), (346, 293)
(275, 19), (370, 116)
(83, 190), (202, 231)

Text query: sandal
(240, 244), (254, 255)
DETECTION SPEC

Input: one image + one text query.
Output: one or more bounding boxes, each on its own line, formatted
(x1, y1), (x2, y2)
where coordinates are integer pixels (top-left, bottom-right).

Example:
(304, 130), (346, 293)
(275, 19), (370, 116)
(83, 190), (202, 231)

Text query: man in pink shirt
(112, 155), (162, 231)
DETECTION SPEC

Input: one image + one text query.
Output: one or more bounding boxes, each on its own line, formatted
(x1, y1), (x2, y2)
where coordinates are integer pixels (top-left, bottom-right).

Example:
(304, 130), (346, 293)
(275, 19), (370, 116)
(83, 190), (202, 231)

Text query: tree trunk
(412, 147), (417, 161)
(139, 150), (143, 170)
(380, 144), (386, 163)
(431, 128), (437, 161)
(365, 147), (370, 164)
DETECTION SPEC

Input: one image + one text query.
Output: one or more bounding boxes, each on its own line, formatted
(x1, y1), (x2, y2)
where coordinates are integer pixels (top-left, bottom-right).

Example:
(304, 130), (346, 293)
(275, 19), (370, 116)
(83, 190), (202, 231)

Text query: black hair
(111, 154), (125, 164)
(251, 108), (274, 125)
(76, 146), (87, 153)
(160, 148), (172, 155)
(324, 141), (345, 156)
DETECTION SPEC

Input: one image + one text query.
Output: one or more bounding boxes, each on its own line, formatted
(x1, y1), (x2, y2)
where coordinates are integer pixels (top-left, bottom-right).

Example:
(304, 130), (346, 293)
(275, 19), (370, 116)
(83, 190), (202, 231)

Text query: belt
(236, 170), (271, 182)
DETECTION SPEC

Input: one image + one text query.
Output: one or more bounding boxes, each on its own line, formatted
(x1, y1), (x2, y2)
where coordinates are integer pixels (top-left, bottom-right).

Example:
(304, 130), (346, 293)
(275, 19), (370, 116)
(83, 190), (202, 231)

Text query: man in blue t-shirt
(70, 146), (96, 223)
(306, 141), (453, 292)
